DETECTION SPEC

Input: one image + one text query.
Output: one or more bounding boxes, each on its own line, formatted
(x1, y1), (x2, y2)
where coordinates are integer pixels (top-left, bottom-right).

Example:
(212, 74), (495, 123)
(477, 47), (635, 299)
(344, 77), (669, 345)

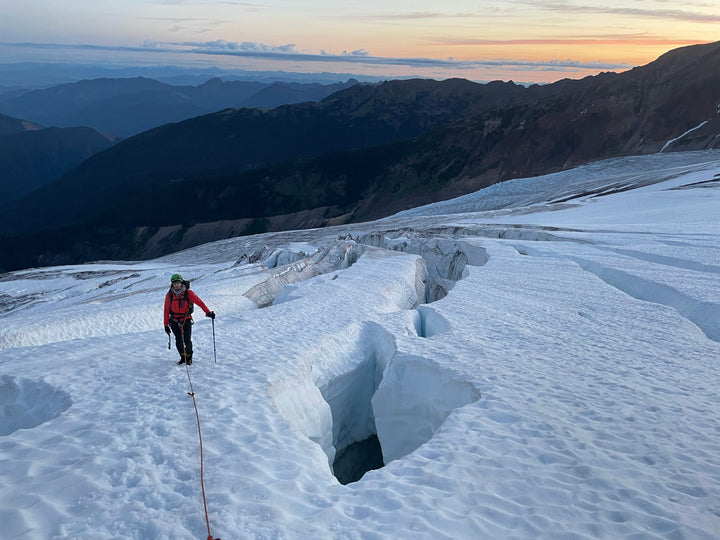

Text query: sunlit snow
(2, 150), (720, 539)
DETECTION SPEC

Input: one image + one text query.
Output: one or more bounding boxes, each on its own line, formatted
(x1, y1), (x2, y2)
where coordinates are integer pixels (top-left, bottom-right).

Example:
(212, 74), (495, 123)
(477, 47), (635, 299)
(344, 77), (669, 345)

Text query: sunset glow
(0, 1), (717, 83)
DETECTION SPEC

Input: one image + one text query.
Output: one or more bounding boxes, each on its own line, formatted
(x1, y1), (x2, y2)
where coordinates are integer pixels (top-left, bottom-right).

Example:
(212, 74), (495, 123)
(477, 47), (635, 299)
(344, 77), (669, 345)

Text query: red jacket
(164, 287), (210, 325)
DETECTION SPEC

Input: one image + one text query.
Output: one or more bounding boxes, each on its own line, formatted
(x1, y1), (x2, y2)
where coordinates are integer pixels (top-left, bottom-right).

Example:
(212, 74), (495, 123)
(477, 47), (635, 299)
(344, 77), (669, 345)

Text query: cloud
(187, 40), (297, 53)
(0, 39), (636, 74)
(520, 1), (720, 24)
(351, 11), (470, 21)
(342, 49), (371, 57)
(182, 41), (630, 71)
(150, 0), (260, 5)
(428, 35), (711, 47)
(326, 9), (507, 22)
(344, 3), (720, 26)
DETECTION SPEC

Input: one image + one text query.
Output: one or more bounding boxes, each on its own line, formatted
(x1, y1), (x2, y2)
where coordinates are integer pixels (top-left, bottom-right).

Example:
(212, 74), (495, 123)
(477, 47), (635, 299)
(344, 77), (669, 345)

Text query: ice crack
(572, 257), (720, 343)
(243, 241), (363, 307)
(270, 323), (480, 484)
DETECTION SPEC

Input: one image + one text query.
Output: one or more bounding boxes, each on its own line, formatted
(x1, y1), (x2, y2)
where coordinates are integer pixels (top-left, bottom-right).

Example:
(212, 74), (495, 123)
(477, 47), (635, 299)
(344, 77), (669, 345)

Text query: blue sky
(1, 1), (718, 83)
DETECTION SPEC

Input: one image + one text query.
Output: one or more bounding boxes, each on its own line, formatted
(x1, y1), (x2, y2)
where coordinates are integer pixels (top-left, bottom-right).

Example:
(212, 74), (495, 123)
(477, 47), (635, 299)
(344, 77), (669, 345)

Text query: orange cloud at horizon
(400, 34), (715, 73)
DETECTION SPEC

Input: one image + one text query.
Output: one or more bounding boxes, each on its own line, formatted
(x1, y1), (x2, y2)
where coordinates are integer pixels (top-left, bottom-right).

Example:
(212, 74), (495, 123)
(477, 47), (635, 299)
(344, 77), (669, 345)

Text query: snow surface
(1, 150), (720, 539)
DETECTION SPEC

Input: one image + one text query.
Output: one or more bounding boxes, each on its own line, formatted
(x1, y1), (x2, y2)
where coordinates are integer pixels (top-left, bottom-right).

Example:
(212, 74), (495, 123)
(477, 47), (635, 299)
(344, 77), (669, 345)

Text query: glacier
(1, 150), (719, 539)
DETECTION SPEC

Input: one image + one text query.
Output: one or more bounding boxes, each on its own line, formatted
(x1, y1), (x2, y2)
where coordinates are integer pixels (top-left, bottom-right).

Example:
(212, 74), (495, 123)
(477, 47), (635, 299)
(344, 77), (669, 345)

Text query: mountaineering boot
(186, 353), (193, 366)
(177, 353), (187, 365)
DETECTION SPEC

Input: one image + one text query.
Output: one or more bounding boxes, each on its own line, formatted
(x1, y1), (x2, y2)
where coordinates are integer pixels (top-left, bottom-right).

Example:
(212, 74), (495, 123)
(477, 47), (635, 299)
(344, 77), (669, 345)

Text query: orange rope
(179, 324), (221, 540)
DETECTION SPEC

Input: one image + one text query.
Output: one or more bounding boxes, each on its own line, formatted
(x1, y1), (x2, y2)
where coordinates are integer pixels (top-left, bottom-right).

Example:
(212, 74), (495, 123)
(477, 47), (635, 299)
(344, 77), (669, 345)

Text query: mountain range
(0, 113), (117, 204)
(0, 77), (357, 208)
(1, 41), (719, 272)
(0, 77), (359, 138)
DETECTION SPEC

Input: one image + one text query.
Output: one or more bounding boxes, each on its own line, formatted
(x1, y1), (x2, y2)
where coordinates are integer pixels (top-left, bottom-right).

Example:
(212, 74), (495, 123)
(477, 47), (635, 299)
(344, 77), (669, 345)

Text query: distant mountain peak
(200, 77), (225, 87)
(0, 112), (44, 135)
(21, 120), (44, 131)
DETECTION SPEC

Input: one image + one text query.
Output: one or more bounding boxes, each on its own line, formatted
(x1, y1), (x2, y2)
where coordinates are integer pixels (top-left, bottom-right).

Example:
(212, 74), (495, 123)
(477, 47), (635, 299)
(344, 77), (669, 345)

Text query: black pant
(170, 318), (193, 358)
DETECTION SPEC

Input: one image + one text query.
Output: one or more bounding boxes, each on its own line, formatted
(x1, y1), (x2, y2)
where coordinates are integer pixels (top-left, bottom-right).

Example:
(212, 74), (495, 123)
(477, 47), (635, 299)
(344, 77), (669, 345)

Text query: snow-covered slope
(1, 151), (719, 539)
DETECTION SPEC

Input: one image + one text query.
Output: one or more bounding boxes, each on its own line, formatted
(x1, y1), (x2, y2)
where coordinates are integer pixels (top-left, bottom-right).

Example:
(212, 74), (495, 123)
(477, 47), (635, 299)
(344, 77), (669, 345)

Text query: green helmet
(171, 273), (183, 283)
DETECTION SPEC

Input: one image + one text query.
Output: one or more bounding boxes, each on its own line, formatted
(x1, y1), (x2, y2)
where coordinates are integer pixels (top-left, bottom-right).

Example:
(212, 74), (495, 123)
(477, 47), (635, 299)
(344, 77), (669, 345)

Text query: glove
(164, 325), (171, 335)
(206, 311), (216, 320)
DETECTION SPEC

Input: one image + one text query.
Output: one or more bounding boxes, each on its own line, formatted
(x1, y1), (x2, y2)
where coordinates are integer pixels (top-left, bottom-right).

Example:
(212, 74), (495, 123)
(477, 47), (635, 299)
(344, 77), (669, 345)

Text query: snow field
(1, 151), (719, 538)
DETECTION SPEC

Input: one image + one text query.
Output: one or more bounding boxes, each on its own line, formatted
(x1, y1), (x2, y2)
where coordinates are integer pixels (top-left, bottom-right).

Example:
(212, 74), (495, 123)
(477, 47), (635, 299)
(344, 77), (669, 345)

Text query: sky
(0, 0), (718, 84)
(1, 150), (719, 538)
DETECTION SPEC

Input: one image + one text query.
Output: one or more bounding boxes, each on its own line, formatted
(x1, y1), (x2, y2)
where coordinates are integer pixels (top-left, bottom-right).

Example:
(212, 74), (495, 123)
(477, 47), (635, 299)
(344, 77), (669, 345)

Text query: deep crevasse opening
(372, 354), (481, 464)
(270, 323), (481, 484)
(317, 343), (385, 484)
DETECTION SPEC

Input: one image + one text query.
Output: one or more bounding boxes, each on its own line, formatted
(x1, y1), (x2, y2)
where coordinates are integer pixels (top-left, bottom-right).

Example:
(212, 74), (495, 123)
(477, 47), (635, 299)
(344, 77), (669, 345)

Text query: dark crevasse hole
(323, 352), (481, 483)
(268, 323), (394, 485)
(315, 332), (387, 484)
(332, 434), (384, 485)
(270, 324), (481, 485)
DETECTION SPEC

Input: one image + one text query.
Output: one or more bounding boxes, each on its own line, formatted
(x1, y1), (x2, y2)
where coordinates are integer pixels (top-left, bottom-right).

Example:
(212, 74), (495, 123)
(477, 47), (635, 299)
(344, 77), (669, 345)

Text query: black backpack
(168, 280), (194, 319)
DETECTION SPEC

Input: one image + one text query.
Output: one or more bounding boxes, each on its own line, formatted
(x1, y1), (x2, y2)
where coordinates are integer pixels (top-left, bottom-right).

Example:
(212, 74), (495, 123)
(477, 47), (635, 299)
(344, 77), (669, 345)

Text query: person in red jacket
(164, 273), (215, 365)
